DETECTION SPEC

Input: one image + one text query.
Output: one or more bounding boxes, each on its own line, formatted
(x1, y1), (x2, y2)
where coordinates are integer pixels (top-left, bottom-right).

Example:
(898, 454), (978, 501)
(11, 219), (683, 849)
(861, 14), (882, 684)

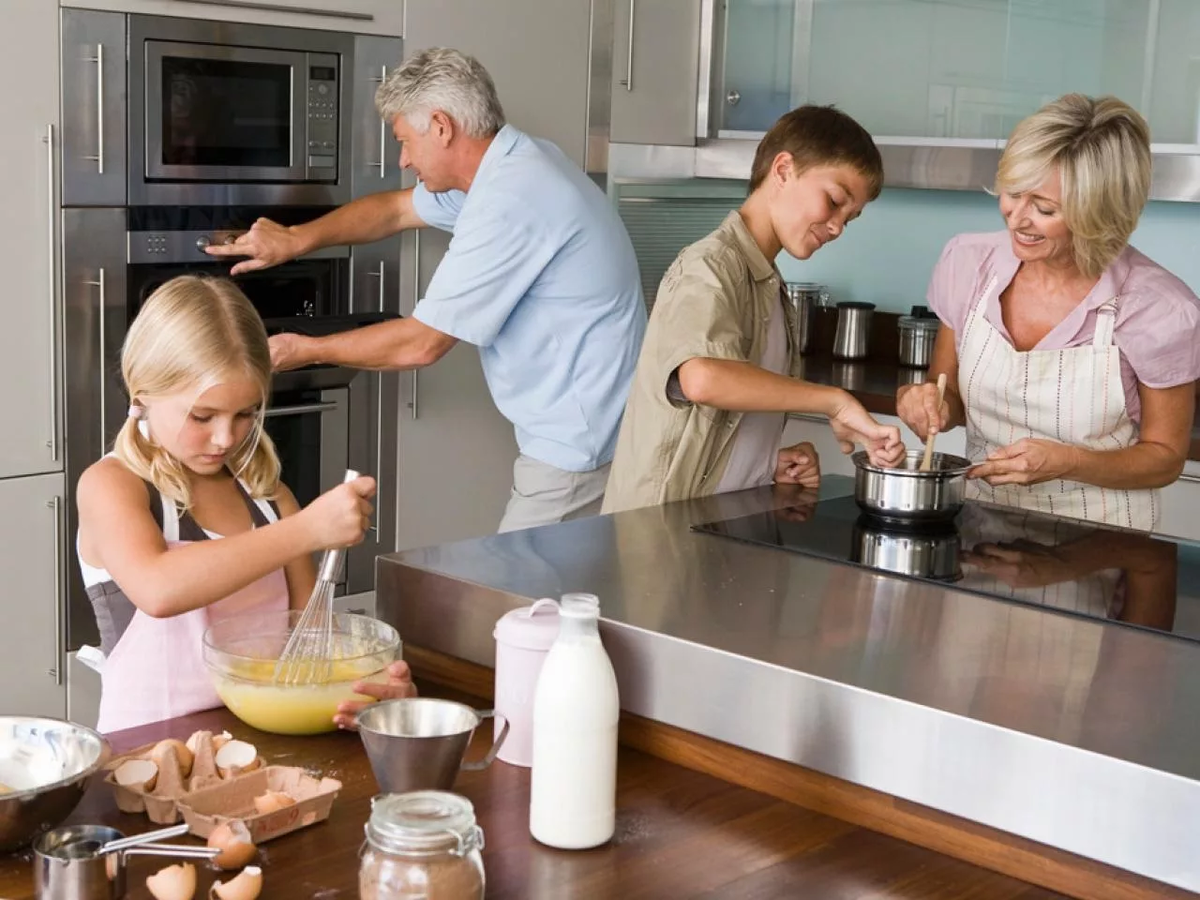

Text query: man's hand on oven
(204, 217), (305, 275)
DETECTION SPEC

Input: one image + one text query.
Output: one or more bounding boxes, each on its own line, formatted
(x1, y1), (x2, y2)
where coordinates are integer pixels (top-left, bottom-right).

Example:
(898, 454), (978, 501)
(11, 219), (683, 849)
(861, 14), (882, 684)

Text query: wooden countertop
(0, 694), (1062, 900)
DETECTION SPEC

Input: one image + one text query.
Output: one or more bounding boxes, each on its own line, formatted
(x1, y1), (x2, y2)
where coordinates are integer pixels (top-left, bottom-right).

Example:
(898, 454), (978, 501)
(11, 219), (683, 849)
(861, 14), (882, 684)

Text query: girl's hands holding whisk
(299, 475), (377, 551)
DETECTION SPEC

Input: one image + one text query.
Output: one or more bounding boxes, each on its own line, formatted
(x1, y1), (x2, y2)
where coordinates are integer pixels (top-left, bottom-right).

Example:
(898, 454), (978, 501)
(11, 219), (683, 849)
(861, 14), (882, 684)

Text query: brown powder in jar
(359, 850), (484, 900)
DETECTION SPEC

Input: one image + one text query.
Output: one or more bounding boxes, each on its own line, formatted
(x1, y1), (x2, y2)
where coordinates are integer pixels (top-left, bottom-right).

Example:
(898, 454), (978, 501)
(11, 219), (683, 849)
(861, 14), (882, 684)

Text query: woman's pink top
(926, 230), (1200, 423)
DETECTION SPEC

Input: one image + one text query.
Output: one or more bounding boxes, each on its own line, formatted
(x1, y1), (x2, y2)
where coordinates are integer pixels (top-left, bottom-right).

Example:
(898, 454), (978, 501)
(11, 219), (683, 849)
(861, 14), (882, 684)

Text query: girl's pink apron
(96, 544), (289, 734)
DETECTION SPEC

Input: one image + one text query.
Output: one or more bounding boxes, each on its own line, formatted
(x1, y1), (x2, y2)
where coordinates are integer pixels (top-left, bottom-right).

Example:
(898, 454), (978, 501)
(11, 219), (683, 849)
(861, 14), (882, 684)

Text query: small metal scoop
(58, 823), (190, 858)
(35, 824), (219, 900)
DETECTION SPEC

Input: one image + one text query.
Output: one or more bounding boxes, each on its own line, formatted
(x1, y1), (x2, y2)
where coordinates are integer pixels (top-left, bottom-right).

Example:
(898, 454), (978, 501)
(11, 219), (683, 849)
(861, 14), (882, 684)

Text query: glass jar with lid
(359, 791), (485, 900)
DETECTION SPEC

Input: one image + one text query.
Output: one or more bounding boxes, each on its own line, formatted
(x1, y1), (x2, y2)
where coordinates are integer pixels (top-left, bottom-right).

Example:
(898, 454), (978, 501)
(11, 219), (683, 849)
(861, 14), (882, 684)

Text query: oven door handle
(264, 400), (342, 418)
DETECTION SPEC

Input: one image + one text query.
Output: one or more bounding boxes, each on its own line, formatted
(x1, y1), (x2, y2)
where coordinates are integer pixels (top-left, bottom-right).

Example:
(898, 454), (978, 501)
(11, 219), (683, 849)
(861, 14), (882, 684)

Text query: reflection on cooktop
(693, 495), (1200, 644)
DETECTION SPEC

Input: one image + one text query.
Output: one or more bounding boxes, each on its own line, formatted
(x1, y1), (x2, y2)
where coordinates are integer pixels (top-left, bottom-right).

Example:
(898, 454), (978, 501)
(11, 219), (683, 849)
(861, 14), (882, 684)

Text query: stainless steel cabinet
(60, 10), (127, 207)
(610, 0), (702, 146)
(0, 474), (68, 717)
(61, 208), (128, 654)
(393, 215), (517, 553)
(405, 0), (593, 167)
(0, 2), (62, 479)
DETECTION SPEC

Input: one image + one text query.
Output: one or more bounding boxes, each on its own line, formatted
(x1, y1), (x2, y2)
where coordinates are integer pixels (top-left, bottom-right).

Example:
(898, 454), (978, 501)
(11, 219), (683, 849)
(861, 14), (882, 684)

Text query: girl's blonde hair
(994, 93), (1151, 279)
(113, 275), (281, 508)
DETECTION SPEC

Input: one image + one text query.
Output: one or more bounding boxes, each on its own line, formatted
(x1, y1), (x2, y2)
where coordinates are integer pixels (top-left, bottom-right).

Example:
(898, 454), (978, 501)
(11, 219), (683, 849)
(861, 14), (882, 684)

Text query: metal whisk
(274, 469), (361, 685)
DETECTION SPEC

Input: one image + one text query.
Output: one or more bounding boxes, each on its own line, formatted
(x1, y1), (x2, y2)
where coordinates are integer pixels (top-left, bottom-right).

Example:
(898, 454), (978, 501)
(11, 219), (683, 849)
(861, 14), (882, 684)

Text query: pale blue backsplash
(777, 187), (1200, 313)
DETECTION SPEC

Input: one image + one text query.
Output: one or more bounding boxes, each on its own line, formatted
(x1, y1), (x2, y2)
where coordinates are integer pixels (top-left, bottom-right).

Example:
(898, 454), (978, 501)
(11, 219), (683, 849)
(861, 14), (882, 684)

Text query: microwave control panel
(306, 54), (340, 179)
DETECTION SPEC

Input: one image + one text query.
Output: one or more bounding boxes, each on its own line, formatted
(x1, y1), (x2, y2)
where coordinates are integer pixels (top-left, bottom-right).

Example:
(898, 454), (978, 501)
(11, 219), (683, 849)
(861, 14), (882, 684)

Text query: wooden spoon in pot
(919, 372), (948, 472)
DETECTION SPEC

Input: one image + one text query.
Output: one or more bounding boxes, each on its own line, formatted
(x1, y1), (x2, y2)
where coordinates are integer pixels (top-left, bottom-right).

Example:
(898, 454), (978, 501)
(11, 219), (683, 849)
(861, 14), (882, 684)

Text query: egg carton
(103, 731), (237, 824)
(177, 766), (342, 844)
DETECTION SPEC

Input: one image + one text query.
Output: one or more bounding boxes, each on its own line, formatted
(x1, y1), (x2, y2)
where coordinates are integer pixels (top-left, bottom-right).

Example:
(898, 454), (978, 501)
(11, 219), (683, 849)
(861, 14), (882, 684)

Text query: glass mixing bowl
(203, 610), (402, 736)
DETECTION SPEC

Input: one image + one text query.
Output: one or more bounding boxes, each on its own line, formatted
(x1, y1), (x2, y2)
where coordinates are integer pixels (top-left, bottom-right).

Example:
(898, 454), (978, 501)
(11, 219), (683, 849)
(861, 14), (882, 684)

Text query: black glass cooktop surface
(693, 495), (1200, 644)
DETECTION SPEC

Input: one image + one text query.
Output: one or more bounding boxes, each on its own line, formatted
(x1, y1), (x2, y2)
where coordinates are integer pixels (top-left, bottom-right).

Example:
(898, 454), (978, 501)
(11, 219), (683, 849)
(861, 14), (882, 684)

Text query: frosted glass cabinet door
(717, 0), (1190, 144)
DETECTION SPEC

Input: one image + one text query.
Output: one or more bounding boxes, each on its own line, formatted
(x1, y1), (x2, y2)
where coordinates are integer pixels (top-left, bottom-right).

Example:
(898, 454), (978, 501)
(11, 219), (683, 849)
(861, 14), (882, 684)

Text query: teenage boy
(603, 105), (904, 514)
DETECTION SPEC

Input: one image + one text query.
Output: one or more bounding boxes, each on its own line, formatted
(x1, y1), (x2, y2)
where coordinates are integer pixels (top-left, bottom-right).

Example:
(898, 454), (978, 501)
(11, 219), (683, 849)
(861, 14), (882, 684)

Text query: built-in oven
(62, 205), (400, 651)
(127, 15), (356, 207)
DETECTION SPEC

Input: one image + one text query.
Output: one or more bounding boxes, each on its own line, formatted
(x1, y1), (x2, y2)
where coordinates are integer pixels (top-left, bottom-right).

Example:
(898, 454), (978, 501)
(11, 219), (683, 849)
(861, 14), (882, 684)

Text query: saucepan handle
(460, 709), (509, 772)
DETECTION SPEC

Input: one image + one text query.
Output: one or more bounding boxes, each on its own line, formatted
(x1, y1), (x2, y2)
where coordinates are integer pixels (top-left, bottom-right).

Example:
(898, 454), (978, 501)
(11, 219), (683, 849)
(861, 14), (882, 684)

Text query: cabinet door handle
(410, 231), (420, 420)
(371, 373), (383, 535)
(44, 125), (59, 463)
(1176, 472), (1200, 485)
(370, 66), (387, 176)
(83, 44), (104, 173)
(367, 261), (385, 312)
(619, 0), (636, 90)
(49, 497), (63, 686)
(84, 269), (107, 454)
(172, 0), (374, 21)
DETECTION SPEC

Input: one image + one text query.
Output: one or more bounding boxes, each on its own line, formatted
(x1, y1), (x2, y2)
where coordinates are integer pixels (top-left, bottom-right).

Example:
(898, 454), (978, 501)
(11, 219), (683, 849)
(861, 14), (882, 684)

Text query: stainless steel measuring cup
(34, 823), (220, 900)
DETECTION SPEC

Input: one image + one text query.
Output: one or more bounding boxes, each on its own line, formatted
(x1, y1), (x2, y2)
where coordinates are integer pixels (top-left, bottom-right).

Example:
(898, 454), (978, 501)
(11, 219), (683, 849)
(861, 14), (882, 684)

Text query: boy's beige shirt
(602, 211), (799, 514)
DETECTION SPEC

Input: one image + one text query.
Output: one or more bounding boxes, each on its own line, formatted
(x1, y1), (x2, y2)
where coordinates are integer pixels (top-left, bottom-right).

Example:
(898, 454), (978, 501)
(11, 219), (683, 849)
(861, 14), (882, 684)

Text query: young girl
(75, 275), (393, 733)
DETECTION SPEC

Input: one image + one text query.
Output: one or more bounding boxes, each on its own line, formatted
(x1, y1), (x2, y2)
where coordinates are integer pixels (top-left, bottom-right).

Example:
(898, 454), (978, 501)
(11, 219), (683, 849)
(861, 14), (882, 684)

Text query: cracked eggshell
(113, 758), (159, 792)
(213, 740), (260, 779)
(206, 820), (257, 870)
(252, 790), (296, 815)
(146, 862), (197, 900)
(210, 865), (263, 900)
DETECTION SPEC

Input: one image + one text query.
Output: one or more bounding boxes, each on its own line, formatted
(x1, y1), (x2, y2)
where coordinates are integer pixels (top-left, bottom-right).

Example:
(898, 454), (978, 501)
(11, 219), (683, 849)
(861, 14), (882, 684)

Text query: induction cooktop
(693, 495), (1200, 644)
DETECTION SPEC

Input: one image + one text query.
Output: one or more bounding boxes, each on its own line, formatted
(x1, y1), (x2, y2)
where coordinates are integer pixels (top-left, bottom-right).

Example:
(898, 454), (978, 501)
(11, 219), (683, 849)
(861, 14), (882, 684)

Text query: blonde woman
(75, 276), (410, 732)
(897, 94), (1200, 530)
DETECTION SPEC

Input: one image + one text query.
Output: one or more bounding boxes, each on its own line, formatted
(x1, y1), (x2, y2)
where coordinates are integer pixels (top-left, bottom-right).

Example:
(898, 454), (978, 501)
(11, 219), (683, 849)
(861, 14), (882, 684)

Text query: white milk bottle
(528, 592), (619, 849)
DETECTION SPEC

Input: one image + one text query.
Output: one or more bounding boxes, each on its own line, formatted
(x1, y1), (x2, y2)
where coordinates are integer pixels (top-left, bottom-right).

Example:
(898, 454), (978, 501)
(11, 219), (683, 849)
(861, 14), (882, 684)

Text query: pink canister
(493, 598), (561, 767)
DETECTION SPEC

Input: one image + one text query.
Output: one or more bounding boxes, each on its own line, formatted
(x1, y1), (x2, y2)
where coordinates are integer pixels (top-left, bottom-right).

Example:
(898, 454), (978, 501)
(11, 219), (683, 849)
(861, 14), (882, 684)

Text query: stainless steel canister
(897, 316), (939, 368)
(783, 282), (829, 355)
(832, 301), (875, 360)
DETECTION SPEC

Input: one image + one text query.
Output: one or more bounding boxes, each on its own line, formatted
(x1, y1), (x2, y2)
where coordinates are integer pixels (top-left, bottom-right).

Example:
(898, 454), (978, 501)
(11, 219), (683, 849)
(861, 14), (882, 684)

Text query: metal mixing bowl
(0, 716), (110, 852)
(852, 449), (974, 521)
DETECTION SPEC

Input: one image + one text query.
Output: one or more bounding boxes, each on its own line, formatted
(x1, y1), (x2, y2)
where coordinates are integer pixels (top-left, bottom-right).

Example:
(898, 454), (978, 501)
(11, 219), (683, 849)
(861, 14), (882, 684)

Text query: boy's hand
(774, 442), (820, 488)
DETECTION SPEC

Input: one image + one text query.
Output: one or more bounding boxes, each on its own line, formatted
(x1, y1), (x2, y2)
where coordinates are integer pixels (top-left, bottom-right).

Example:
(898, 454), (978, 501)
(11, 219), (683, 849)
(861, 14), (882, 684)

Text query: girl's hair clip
(128, 404), (145, 420)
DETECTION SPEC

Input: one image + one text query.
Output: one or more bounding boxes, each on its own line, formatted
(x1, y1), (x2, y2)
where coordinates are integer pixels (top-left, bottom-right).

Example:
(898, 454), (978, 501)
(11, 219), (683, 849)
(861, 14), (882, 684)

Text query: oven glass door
(264, 387), (350, 590)
(144, 41), (307, 182)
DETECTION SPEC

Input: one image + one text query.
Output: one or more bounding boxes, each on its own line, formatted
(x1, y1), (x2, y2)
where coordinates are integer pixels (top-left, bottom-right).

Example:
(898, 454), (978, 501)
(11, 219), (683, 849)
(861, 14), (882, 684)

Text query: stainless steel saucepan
(852, 450), (973, 522)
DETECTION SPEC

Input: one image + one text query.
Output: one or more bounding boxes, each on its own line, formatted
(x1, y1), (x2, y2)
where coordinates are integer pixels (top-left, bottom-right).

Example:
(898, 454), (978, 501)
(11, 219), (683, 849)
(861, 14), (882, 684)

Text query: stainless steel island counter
(376, 477), (1200, 896)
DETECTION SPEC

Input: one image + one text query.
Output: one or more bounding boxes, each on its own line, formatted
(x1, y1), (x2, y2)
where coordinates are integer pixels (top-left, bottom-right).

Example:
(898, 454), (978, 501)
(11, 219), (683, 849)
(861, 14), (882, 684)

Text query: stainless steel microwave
(128, 16), (356, 205)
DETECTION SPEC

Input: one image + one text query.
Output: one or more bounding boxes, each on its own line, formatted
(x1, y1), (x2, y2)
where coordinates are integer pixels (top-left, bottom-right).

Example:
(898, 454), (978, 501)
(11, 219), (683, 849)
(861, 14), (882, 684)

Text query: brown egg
(209, 865), (263, 900)
(206, 820), (257, 870)
(150, 739), (194, 779)
(145, 862), (197, 900)
(252, 790), (296, 815)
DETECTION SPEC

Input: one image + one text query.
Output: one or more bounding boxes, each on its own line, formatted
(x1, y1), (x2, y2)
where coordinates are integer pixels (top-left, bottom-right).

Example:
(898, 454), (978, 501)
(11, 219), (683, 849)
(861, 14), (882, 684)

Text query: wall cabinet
(609, 0), (702, 146)
(61, 0), (404, 37)
(405, 0), (593, 167)
(717, 0), (1200, 146)
(1, 2), (62, 479)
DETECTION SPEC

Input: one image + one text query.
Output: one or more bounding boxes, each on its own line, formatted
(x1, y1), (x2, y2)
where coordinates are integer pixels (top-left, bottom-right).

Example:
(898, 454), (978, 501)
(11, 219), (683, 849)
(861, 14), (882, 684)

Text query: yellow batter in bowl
(203, 611), (402, 736)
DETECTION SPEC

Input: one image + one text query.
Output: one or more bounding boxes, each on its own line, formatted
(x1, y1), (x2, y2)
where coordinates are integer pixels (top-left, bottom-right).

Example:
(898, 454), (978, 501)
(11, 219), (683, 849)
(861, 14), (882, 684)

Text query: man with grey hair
(205, 48), (647, 532)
